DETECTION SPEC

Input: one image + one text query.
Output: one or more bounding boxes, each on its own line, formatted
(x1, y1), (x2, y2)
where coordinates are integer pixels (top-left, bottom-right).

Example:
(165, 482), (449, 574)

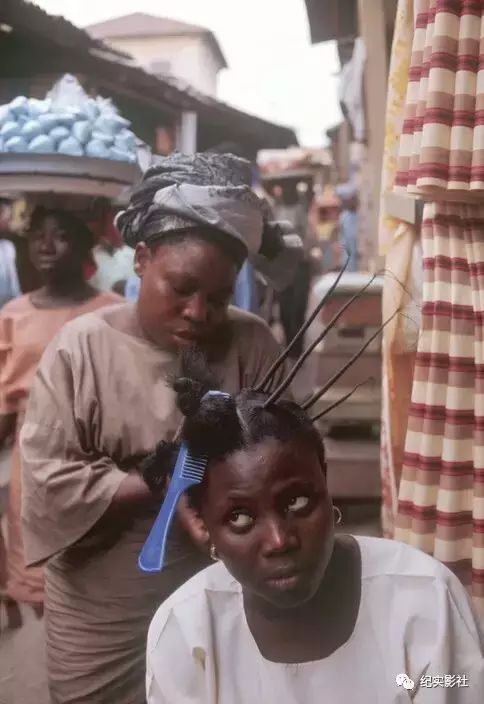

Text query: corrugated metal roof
(0, 1), (296, 149)
(2, 0), (125, 58)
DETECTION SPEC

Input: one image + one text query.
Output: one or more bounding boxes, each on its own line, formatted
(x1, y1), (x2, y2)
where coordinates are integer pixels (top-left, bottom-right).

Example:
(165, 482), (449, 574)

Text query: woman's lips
(36, 260), (58, 270)
(265, 574), (301, 591)
(172, 329), (208, 344)
(265, 567), (303, 591)
(173, 331), (201, 342)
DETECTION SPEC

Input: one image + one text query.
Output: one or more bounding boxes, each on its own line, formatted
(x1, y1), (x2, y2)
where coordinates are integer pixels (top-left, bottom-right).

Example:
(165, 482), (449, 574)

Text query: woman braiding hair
(142, 283), (484, 703)
(19, 152), (302, 704)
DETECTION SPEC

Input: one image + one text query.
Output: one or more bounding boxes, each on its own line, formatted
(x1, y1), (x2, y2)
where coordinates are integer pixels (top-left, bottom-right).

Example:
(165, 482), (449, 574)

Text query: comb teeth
(181, 453), (208, 482)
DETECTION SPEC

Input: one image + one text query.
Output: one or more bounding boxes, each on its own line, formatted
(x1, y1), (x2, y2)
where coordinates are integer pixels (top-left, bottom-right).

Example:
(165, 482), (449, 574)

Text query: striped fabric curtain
(395, 0), (484, 198)
(395, 202), (484, 614)
(388, 0), (484, 615)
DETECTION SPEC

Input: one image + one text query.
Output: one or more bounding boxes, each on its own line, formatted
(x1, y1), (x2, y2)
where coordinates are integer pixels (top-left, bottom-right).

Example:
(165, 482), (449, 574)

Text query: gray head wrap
(115, 152), (303, 291)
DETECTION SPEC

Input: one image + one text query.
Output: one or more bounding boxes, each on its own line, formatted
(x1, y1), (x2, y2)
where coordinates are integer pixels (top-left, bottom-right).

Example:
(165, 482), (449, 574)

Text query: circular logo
(396, 673), (415, 690)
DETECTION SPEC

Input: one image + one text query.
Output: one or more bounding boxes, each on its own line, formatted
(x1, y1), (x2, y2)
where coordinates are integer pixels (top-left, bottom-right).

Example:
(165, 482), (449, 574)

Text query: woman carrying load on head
(19, 152), (302, 704)
(145, 315), (484, 703)
(0, 197), (120, 703)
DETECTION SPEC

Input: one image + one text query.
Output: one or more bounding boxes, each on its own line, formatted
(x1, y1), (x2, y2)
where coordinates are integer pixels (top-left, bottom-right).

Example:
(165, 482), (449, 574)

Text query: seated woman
(144, 341), (484, 702)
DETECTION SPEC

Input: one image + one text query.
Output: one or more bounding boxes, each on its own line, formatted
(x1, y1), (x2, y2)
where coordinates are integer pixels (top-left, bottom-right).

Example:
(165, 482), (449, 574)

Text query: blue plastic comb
(138, 390), (229, 573)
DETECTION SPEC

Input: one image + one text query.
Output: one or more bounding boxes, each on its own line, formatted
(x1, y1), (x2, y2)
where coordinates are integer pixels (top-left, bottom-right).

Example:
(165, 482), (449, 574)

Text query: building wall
(103, 35), (222, 96)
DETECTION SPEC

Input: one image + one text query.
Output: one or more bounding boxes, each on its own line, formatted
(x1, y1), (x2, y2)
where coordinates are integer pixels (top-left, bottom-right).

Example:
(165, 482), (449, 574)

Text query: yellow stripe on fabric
(398, 531), (435, 554)
(411, 384), (478, 409)
(410, 483), (439, 508)
(473, 497), (484, 520)
(433, 11), (460, 39)
(434, 537), (473, 563)
(416, 334), (476, 359)
(454, 71), (478, 97)
(472, 546), (484, 570)
(398, 477), (423, 502)
(421, 122), (451, 150)
(405, 431), (475, 461)
(436, 488), (474, 513)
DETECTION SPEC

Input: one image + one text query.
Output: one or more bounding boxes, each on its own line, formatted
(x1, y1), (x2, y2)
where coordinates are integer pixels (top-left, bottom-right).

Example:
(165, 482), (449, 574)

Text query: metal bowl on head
(0, 153), (142, 201)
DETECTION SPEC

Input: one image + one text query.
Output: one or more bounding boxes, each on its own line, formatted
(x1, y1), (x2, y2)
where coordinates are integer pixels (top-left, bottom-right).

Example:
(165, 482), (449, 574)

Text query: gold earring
(333, 505), (343, 525)
(209, 544), (219, 562)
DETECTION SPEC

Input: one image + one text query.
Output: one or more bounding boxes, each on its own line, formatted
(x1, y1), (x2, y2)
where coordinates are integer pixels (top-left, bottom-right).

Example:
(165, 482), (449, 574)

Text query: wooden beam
(358, 0), (389, 268)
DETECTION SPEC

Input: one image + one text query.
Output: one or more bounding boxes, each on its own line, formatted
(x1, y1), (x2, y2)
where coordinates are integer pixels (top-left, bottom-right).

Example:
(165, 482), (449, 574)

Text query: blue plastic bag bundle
(0, 75), (138, 164)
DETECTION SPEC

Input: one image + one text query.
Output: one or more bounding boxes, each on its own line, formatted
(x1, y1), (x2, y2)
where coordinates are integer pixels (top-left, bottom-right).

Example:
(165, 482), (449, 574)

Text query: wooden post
(357, 0), (390, 271)
(176, 111), (198, 155)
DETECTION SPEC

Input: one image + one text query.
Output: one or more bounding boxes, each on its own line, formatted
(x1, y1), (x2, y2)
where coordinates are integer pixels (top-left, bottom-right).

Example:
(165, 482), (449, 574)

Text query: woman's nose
(37, 231), (55, 251)
(183, 293), (209, 324)
(261, 516), (298, 556)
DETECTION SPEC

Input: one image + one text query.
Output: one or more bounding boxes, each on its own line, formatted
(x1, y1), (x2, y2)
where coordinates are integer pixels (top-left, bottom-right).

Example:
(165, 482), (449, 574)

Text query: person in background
(0, 240), (19, 310)
(273, 182), (312, 359)
(146, 352), (484, 703)
(86, 201), (136, 295)
(19, 153), (300, 704)
(0, 200), (21, 309)
(1, 197), (42, 298)
(0, 202), (120, 704)
(124, 271), (141, 302)
(207, 142), (262, 316)
(335, 182), (359, 273)
(89, 232), (136, 294)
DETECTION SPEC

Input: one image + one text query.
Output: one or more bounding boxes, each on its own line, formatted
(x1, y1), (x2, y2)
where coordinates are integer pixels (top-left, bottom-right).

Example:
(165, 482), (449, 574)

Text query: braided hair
(141, 257), (395, 497)
(141, 348), (325, 496)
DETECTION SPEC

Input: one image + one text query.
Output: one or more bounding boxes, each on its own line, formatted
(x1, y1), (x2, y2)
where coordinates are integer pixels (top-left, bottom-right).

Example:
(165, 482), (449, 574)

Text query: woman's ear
(176, 495), (210, 553)
(134, 242), (151, 278)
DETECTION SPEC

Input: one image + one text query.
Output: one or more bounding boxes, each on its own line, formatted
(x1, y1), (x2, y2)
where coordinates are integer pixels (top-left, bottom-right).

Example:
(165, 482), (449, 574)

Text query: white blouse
(147, 537), (484, 703)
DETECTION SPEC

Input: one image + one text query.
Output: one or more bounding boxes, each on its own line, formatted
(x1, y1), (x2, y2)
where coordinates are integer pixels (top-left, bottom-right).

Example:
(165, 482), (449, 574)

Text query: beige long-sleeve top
(20, 303), (285, 704)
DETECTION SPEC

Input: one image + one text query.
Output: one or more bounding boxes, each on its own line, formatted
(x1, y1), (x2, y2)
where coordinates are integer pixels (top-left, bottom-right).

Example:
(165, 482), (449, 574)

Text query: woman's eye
(229, 511), (254, 530)
(287, 496), (310, 513)
(209, 292), (232, 308)
(172, 286), (192, 296)
(210, 297), (228, 308)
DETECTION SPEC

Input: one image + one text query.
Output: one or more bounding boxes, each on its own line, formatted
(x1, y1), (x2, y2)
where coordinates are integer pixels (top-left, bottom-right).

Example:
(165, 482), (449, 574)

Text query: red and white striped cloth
(395, 0), (484, 198)
(395, 201), (484, 614)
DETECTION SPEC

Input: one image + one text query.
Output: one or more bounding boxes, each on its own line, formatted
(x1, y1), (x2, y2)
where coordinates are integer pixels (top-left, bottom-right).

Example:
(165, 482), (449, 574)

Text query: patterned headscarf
(116, 152), (303, 291)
